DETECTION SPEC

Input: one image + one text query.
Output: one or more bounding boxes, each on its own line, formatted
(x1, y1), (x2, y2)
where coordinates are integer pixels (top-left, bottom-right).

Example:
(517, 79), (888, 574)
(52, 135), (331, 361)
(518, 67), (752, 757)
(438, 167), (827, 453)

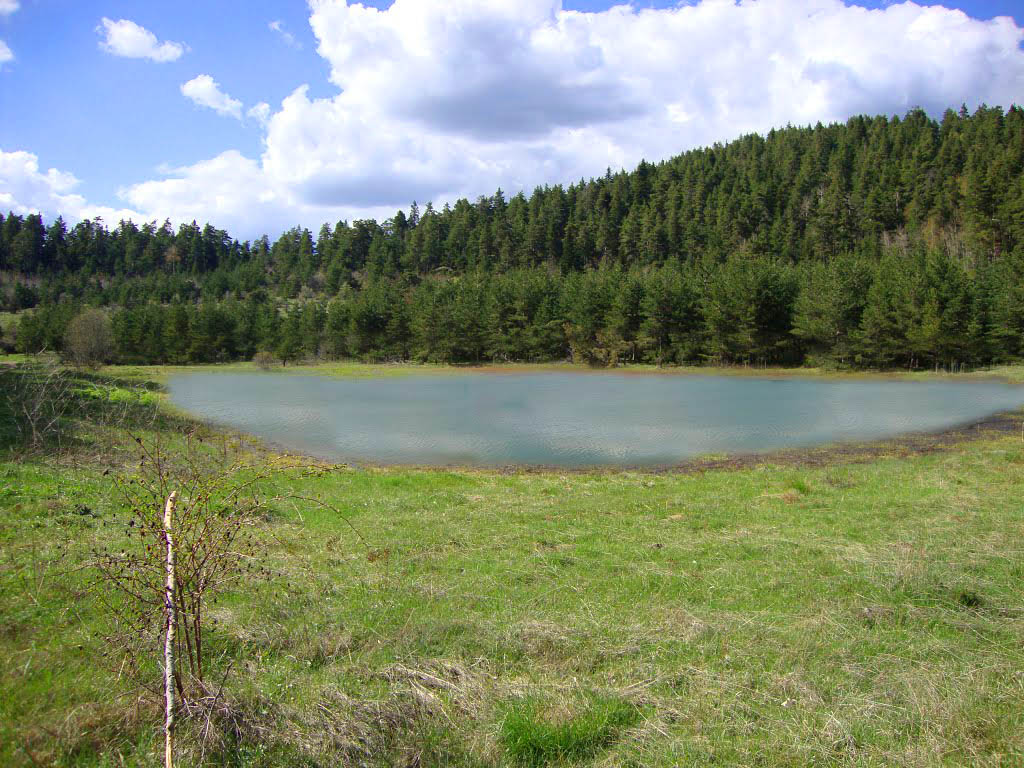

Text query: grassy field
(2, 361), (1023, 766)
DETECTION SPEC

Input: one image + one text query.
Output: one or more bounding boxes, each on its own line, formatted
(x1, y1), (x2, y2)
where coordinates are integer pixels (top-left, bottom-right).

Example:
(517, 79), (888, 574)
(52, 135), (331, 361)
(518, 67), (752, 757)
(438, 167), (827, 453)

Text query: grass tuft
(500, 694), (640, 766)
(787, 475), (813, 495)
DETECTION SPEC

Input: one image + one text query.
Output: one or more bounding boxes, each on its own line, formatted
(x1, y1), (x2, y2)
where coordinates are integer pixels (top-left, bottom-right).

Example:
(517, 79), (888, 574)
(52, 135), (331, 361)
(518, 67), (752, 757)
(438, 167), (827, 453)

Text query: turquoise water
(167, 372), (1024, 467)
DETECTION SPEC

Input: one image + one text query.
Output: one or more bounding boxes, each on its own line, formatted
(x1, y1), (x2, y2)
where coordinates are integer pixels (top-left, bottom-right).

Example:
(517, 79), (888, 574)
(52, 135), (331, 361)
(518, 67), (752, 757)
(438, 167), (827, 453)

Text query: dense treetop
(3, 105), (1023, 369)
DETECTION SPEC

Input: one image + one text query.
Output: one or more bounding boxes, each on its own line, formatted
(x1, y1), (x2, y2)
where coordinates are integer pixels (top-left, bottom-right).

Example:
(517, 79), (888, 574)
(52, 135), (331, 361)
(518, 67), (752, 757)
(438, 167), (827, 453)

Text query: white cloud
(269, 20), (301, 49)
(120, 151), (284, 232)
(97, 18), (185, 63)
(0, 40), (12, 67)
(116, 150), (388, 236)
(260, 85), (474, 208)
(0, 149), (141, 224)
(0, 0), (18, 17)
(9, 0), (1024, 239)
(259, 0), (1024, 211)
(247, 101), (272, 127)
(181, 74), (243, 119)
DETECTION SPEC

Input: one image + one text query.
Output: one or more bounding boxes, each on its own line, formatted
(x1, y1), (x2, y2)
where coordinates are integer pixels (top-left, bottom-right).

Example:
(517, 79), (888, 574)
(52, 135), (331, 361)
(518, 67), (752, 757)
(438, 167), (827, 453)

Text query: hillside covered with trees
(3, 104), (1023, 369)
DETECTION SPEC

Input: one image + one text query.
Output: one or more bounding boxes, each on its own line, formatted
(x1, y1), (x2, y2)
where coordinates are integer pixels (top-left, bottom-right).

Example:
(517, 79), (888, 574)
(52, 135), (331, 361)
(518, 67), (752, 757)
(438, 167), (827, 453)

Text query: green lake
(167, 372), (1024, 467)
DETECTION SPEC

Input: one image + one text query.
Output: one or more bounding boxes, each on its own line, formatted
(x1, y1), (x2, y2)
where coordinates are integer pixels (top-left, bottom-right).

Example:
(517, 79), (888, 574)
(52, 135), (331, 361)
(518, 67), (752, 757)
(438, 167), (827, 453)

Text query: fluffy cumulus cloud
(97, 18), (185, 62)
(1, 147), (301, 236)
(121, 151), (287, 232)
(115, 148), (399, 235)
(292, 0), (1024, 189)
(181, 74), (244, 119)
(13, 0), (1024, 237)
(0, 149), (140, 223)
(0, 0), (18, 16)
(0, 39), (12, 67)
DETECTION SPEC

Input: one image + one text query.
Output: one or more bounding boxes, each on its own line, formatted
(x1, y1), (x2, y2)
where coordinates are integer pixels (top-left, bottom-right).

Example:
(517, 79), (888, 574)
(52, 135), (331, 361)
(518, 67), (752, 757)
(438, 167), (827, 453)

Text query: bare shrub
(89, 440), (368, 761)
(2, 360), (75, 453)
(253, 350), (277, 370)
(92, 437), (269, 712)
(64, 308), (114, 369)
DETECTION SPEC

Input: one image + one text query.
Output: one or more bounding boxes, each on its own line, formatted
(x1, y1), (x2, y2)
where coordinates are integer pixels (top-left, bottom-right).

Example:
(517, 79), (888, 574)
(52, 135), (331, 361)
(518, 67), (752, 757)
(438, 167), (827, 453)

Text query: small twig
(164, 492), (178, 768)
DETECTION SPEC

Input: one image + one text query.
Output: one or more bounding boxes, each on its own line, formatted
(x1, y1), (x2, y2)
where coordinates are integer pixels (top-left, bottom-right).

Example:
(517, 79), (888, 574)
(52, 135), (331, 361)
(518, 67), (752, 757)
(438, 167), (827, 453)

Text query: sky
(0, 0), (1022, 240)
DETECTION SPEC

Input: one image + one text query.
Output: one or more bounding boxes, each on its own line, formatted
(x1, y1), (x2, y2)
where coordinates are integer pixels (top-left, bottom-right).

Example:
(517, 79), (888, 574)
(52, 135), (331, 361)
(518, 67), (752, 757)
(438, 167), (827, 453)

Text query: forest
(2, 104), (1023, 370)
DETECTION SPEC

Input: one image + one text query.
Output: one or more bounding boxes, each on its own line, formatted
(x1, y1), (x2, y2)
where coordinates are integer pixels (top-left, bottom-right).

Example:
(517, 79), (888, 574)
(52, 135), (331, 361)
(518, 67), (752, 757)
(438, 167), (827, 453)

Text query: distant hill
(3, 105), (1023, 369)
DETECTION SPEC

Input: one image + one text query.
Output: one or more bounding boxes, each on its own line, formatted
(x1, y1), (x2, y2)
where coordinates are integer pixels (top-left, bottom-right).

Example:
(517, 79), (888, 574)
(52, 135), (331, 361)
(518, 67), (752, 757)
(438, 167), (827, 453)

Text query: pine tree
(276, 310), (304, 366)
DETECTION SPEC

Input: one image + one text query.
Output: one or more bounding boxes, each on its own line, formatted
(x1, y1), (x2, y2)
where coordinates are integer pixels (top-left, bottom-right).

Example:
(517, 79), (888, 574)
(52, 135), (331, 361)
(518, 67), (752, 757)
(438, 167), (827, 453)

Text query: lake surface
(167, 372), (1024, 467)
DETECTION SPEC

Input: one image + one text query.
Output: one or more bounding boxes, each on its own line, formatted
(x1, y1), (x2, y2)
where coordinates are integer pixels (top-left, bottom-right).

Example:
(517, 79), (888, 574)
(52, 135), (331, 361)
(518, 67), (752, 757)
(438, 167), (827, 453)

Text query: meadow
(2, 360), (1023, 766)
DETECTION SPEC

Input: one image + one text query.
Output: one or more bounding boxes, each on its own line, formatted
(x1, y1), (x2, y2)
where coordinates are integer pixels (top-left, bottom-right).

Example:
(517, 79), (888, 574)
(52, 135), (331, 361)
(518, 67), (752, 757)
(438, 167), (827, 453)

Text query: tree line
(3, 104), (1023, 369)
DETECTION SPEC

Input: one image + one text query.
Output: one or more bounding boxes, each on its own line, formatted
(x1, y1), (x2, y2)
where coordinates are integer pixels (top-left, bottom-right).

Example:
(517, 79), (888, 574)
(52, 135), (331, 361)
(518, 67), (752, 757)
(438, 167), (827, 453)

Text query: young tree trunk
(164, 492), (178, 768)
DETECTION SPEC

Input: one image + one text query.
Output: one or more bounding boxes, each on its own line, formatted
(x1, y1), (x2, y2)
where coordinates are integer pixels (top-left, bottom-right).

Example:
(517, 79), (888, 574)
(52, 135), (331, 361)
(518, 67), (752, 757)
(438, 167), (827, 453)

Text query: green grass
(89, 360), (461, 394)
(500, 695), (641, 766)
(2, 363), (1024, 766)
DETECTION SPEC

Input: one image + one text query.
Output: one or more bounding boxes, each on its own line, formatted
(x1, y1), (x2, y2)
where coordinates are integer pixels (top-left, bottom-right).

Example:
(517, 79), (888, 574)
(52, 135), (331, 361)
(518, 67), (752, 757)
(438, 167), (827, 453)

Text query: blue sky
(1, 0), (1022, 238)
(0, 1), (331, 202)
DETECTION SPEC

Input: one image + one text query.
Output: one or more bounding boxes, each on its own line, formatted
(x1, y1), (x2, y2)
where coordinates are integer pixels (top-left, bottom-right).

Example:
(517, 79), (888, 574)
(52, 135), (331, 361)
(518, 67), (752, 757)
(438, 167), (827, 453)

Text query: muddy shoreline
(639, 408), (1024, 476)
(236, 408), (1024, 476)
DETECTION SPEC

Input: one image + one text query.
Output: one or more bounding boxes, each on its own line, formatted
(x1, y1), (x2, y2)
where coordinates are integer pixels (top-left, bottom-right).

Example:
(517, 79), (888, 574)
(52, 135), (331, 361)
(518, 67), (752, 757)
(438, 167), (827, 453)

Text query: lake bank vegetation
(3, 105), (1023, 370)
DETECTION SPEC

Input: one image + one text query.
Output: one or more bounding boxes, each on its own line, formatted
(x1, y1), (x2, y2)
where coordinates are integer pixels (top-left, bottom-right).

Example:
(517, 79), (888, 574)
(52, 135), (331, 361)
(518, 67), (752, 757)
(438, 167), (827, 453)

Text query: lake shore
(9, 357), (1024, 474)
(158, 360), (1024, 474)
(103, 357), (1024, 387)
